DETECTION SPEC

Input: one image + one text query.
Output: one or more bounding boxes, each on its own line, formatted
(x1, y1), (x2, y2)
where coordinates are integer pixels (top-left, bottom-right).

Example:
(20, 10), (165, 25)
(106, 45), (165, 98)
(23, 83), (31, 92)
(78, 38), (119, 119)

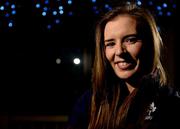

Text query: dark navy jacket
(66, 85), (180, 129)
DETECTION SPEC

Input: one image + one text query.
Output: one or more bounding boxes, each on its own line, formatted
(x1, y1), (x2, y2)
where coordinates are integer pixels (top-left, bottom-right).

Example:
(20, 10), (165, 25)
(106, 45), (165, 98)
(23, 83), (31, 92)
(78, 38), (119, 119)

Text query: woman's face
(104, 15), (143, 80)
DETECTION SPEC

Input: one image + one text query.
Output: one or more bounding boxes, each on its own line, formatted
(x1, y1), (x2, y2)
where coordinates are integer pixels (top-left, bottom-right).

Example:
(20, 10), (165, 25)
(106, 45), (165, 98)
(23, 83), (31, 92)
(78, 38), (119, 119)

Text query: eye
(105, 42), (115, 48)
(124, 37), (139, 44)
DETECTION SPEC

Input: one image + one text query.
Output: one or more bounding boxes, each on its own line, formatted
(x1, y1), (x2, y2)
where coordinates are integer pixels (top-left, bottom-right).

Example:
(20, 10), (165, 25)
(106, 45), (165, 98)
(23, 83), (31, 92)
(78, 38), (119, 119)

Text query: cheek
(105, 49), (114, 62)
(128, 44), (142, 59)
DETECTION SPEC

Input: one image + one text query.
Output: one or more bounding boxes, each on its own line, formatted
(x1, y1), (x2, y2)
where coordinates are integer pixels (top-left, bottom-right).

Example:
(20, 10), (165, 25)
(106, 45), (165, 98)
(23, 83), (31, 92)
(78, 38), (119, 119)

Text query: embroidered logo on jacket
(145, 102), (157, 120)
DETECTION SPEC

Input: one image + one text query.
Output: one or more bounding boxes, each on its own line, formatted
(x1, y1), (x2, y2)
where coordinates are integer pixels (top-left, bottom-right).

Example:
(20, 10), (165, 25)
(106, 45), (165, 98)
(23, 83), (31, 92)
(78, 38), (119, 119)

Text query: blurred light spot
(148, 1), (153, 5)
(0, 6), (5, 11)
(73, 58), (80, 65)
(5, 13), (10, 17)
(92, 6), (97, 11)
(35, 3), (40, 8)
(59, 10), (64, 15)
(68, 11), (73, 16)
(8, 22), (13, 27)
(104, 4), (109, 9)
(44, 0), (49, 4)
(158, 11), (163, 16)
(91, 0), (96, 3)
(47, 24), (52, 29)
(162, 3), (167, 8)
(55, 19), (60, 24)
(11, 10), (16, 15)
(167, 11), (171, 16)
(52, 10), (57, 15)
(68, 0), (72, 5)
(156, 6), (162, 11)
(56, 58), (61, 64)
(11, 4), (15, 9)
(42, 11), (47, 16)
(137, 1), (142, 6)
(5, 2), (10, 6)
(172, 4), (176, 8)
(43, 7), (48, 11)
(59, 6), (63, 10)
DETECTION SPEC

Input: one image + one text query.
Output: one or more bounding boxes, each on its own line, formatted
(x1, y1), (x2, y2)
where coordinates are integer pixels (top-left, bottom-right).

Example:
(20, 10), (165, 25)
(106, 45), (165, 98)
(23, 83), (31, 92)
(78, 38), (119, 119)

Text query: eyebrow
(104, 34), (140, 43)
(123, 34), (139, 39)
(104, 39), (114, 43)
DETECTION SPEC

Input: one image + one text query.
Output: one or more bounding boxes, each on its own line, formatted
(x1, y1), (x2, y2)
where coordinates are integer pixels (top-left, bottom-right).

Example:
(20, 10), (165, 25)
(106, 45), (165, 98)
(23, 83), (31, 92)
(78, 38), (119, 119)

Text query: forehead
(106, 14), (136, 28)
(104, 15), (137, 38)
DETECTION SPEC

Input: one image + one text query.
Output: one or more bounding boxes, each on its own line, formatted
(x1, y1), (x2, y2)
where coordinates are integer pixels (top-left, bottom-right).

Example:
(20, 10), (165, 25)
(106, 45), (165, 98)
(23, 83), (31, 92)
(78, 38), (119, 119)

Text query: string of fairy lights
(0, 0), (177, 31)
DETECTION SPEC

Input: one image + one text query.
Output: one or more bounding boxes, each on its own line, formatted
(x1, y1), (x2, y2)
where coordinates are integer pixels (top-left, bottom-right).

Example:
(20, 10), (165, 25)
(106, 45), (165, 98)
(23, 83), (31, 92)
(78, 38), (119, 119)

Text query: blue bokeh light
(1, 0), (177, 31)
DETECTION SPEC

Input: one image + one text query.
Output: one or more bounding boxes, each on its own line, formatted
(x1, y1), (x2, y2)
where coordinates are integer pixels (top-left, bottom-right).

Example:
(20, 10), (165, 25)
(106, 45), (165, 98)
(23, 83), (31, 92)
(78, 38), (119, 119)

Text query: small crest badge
(145, 102), (157, 120)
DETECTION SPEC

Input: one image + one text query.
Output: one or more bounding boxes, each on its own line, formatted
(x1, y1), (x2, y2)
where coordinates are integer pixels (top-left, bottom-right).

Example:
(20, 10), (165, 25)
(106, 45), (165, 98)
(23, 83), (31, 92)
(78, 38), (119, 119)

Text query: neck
(125, 76), (141, 93)
(125, 72), (144, 93)
(125, 82), (136, 93)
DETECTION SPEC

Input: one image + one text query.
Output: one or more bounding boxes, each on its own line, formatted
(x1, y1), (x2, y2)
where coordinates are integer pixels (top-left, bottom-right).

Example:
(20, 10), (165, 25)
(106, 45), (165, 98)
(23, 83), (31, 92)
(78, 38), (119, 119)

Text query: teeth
(116, 62), (131, 70)
(120, 62), (127, 66)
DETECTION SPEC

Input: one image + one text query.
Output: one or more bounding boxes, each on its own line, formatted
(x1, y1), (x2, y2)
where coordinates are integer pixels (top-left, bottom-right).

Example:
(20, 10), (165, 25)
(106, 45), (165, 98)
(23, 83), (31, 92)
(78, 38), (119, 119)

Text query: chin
(115, 70), (138, 80)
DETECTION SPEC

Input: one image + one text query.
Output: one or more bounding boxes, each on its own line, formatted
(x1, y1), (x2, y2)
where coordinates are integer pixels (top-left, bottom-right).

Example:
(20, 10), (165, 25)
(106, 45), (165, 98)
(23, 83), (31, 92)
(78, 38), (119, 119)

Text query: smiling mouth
(116, 61), (133, 70)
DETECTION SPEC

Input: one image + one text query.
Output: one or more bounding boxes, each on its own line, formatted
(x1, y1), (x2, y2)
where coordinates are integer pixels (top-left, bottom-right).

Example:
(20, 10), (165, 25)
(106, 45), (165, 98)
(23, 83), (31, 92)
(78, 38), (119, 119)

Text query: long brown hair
(88, 2), (167, 129)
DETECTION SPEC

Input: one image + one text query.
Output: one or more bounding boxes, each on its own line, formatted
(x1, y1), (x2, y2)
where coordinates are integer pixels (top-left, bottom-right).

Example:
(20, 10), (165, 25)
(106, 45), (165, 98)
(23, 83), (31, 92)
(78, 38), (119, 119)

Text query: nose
(115, 43), (127, 56)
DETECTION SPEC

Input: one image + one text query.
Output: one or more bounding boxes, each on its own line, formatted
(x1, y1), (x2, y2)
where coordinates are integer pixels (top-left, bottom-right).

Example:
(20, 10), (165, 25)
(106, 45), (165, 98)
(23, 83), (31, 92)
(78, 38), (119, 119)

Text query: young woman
(66, 2), (180, 129)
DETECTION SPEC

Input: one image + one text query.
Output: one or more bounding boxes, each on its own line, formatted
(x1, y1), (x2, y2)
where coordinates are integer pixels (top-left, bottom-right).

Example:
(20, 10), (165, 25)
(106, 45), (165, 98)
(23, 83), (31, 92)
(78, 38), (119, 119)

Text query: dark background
(0, 0), (178, 116)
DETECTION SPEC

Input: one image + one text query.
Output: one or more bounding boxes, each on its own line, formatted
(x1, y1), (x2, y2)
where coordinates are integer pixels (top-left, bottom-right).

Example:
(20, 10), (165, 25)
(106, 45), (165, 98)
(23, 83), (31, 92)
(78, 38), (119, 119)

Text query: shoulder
(156, 86), (180, 128)
(158, 85), (180, 103)
(157, 85), (180, 107)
